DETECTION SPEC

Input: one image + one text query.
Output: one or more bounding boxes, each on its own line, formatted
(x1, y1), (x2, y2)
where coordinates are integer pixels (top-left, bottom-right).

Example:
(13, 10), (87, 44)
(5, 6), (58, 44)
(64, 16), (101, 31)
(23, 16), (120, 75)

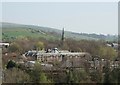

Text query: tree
(35, 41), (44, 50)
(103, 61), (111, 83)
(29, 62), (41, 83)
(8, 42), (22, 53)
(98, 46), (117, 60)
(110, 67), (120, 83)
(90, 69), (103, 83)
(40, 73), (51, 83)
(29, 62), (52, 83)
(15, 37), (34, 53)
(3, 68), (31, 83)
(66, 68), (90, 83)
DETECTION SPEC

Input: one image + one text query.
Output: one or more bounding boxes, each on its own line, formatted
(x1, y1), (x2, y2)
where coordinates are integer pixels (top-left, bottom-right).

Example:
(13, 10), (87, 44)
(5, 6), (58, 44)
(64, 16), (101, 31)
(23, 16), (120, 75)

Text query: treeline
(2, 36), (119, 84)
(3, 37), (117, 60)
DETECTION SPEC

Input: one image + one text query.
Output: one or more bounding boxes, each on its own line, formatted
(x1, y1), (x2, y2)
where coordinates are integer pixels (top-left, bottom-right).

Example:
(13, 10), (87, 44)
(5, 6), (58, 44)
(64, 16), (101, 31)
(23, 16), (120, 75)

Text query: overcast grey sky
(2, 2), (118, 35)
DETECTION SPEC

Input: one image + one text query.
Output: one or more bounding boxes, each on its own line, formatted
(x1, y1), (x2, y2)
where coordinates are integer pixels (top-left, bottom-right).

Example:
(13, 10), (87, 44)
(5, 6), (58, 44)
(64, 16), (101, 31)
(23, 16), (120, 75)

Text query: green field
(2, 22), (118, 42)
(2, 23), (60, 41)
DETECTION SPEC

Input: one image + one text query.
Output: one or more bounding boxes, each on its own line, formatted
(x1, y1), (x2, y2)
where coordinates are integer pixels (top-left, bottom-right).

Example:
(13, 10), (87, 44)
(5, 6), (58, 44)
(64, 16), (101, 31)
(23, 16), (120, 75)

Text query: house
(24, 48), (91, 62)
(0, 43), (9, 48)
(25, 61), (36, 68)
(112, 43), (118, 49)
(24, 50), (38, 60)
(36, 48), (91, 64)
(106, 43), (118, 49)
(23, 48), (92, 69)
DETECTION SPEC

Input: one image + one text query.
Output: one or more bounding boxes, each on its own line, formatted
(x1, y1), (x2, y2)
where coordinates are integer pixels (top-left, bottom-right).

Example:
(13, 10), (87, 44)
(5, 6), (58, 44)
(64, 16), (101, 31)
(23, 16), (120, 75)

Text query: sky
(1, 1), (118, 35)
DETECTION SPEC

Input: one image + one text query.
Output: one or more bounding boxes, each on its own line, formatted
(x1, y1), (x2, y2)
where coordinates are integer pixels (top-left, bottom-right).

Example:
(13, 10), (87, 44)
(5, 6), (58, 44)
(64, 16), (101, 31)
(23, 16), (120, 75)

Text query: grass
(2, 27), (60, 41)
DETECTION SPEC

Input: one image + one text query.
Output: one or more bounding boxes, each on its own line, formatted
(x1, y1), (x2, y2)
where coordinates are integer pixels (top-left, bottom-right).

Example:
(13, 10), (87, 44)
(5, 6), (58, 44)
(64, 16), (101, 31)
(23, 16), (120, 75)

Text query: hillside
(1, 22), (118, 41)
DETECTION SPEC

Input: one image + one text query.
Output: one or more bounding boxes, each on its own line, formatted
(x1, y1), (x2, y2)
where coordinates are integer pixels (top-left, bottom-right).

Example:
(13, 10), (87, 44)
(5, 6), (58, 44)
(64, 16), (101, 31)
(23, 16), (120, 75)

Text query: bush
(6, 60), (16, 69)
